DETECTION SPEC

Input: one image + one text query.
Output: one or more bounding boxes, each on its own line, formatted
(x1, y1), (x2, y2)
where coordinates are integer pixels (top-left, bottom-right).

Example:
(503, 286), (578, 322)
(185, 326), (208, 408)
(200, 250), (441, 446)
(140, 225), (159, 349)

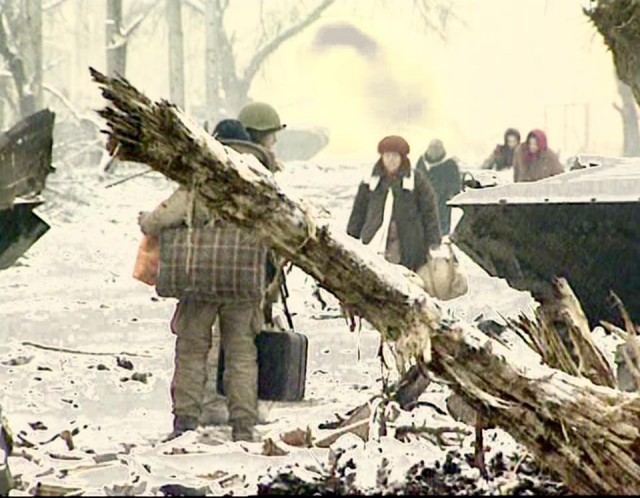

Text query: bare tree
(106, 0), (157, 78)
(204, 0), (221, 117)
(106, 0), (124, 77)
(70, 0), (90, 105)
(0, 0), (38, 117)
(189, 0), (335, 121)
(586, 1), (640, 109)
(614, 75), (640, 156)
(412, 0), (461, 41)
(166, 0), (185, 109)
(20, 0), (43, 111)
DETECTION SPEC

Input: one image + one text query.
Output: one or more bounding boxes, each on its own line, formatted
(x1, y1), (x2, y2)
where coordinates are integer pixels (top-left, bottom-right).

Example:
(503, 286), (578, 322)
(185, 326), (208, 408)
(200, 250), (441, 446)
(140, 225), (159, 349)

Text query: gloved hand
(138, 211), (151, 233)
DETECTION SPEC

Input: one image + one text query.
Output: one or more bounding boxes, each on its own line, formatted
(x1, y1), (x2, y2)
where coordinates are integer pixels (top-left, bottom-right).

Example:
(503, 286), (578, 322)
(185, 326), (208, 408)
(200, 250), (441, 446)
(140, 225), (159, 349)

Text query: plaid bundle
(156, 224), (267, 300)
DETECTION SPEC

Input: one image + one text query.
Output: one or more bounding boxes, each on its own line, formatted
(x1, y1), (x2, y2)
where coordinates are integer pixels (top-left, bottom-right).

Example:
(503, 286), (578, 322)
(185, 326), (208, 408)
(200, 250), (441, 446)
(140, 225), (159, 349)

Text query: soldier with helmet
(237, 101), (289, 322)
(138, 103), (286, 443)
(238, 102), (287, 172)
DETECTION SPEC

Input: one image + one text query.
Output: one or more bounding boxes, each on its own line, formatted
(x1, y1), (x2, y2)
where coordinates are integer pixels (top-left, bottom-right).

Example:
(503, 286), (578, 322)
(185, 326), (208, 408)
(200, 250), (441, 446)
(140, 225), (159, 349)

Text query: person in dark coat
(481, 128), (521, 171)
(415, 139), (461, 235)
(347, 135), (441, 271)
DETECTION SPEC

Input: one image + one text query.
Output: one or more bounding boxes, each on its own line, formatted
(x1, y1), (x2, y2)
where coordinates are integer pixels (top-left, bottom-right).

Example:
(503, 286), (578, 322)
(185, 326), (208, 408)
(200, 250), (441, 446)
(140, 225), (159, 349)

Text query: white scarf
(422, 154), (453, 170)
(364, 170), (415, 256)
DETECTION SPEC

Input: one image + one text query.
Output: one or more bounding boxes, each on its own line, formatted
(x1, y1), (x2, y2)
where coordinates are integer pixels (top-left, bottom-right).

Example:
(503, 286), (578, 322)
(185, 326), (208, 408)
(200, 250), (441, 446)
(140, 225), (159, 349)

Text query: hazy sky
(246, 0), (620, 162)
(66, 0), (623, 164)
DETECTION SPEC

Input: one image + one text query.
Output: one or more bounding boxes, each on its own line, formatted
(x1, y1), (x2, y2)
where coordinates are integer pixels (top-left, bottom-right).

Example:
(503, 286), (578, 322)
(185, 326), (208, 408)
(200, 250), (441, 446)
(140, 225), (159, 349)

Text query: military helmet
(238, 102), (286, 132)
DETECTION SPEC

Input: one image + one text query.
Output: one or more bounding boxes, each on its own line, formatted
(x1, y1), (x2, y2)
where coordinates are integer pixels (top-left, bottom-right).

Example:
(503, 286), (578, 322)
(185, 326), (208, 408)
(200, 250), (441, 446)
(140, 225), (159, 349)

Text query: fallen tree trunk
(92, 69), (640, 494)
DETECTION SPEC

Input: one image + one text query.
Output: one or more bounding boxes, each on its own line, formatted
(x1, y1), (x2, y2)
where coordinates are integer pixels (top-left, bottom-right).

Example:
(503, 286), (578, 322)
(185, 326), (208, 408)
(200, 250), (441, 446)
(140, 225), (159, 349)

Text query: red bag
(133, 235), (160, 286)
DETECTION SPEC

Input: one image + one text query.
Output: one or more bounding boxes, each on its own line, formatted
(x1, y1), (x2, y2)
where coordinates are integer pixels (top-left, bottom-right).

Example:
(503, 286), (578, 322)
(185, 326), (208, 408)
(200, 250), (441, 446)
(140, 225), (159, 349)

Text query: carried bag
(417, 242), (468, 301)
(156, 223), (267, 300)
(132, 235), (160, 286)
(217, 280), (308, 402)
(216, 329), (309, 402)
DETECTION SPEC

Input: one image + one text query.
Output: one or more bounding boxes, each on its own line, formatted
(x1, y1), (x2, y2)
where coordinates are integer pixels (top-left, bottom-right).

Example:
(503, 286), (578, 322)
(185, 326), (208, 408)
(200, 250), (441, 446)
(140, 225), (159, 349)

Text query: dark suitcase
(216, 330), (308, 402)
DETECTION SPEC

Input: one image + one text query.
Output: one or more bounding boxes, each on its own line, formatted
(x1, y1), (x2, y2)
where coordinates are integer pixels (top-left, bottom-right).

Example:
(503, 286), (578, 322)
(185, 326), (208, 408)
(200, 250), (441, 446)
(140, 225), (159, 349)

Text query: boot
(163, 414), (198, 442)
(199, 403), (229, 427)
(231, 420), (259, 442)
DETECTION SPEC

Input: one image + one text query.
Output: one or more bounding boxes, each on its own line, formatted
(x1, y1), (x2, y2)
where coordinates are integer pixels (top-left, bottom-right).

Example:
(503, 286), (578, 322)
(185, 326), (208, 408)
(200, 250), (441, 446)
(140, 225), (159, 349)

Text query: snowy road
(0, 159), (565, 495)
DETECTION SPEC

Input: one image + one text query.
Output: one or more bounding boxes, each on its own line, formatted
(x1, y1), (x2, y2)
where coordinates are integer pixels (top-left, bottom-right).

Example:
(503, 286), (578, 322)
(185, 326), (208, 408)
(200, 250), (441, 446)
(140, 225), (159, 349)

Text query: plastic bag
(416, 243), (468, 301)
(132, 235), (160, 286)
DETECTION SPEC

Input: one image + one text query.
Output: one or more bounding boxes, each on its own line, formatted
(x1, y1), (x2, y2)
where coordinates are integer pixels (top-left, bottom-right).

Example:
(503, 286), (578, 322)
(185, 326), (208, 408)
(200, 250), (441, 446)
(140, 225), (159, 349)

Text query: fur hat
(424, 139), (446, 164)
(377, 135), (410, 157)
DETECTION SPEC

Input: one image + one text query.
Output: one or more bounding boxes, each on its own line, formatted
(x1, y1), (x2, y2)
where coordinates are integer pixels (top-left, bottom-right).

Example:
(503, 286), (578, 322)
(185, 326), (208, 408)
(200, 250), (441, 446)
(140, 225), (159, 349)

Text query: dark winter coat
(481, 144), (516, 171)
(416, 156), (461, 235)
(347, 159), (441, 271)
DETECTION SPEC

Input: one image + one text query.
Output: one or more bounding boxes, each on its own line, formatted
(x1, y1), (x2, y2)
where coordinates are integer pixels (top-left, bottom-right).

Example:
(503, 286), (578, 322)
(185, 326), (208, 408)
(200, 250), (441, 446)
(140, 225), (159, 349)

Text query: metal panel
(0, 200), (50, 270)
(0, 110), (55, 209)
(449, 155), (640, 206)
(451, 202), (640, 325)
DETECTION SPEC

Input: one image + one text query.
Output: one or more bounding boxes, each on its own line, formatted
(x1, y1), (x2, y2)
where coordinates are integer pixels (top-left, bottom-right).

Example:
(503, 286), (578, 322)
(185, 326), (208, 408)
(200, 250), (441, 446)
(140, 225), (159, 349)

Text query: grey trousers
(170, 298), (262, 425)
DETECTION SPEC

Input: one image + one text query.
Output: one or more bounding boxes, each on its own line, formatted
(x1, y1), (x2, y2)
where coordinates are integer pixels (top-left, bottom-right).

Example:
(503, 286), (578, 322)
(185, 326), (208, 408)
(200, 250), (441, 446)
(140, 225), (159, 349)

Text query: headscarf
(524, 129), (548, 166)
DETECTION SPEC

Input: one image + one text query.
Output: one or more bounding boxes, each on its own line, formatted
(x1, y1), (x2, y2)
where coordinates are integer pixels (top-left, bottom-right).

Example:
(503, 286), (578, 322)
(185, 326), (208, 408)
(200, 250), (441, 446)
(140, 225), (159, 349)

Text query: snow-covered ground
(0, 158), (581, 495)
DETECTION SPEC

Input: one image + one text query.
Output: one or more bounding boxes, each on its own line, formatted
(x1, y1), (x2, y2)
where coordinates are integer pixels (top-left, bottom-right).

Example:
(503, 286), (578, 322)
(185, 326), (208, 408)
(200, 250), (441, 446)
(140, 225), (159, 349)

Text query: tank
(0, 110), (55, 269)
(449, 155), (640, 325)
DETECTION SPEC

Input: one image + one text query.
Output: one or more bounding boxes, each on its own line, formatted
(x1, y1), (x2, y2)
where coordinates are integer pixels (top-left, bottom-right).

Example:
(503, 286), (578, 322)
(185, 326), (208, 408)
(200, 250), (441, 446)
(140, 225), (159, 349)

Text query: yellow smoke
(251, 18), (447, 159)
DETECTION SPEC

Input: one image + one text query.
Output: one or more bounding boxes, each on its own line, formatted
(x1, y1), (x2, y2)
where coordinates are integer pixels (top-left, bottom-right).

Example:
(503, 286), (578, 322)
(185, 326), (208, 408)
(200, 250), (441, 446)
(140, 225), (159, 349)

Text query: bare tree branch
(243, 0), (335, 86)
(122, 2), (158, 38)
(43, 83), (103, 130)
(413, 0), (462, 41)
(43, 83), (81, 121)
(43, 57), (64, 73)
(183, 0), (204, 14)
(43, 0), (68, 11)
(0, 10), (31, 114)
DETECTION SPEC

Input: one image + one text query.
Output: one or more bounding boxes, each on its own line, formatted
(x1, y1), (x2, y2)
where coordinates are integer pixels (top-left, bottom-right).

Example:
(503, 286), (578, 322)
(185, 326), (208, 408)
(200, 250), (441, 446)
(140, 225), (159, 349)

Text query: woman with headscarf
(347, 135), (441, 271)
(513, 129), (564, 183)
(481, 128), (521, 171)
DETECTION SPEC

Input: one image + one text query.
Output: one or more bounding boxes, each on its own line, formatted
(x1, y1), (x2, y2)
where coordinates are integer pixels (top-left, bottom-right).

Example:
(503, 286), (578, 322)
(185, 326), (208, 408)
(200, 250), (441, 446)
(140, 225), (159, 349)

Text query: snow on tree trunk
(92, 69), (640, 495)
(166, 0), (185, 110)
(587, 1), (640, 109)
(614, 77), (640, 157)
(70, 0), (90, 107)
(0, 3), (35, 117)
(106, 0), (126, 78)
(204, 0), (221, 122)
(19, 0), (42, 112)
